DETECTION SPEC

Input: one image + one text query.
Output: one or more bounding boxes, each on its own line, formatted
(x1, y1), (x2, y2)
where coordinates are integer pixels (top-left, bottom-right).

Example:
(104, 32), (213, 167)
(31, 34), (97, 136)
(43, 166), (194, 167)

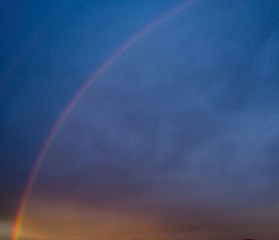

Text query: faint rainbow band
(11, 1), (194, 239)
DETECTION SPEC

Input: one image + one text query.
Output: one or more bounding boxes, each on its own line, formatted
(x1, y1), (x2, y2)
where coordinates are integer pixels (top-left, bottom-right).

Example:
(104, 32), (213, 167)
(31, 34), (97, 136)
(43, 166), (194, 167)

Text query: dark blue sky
(0, 0), (184, 217)
(1, 1), (279, 239)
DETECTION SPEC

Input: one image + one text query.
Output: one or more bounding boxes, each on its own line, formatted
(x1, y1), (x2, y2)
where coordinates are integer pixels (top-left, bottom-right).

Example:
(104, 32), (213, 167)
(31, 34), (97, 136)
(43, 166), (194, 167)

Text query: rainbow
(11, 1), (194, 239)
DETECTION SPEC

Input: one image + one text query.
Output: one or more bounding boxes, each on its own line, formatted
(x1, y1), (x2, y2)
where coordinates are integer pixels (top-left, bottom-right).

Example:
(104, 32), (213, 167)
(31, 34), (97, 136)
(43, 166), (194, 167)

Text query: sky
(1, 0), (279, 240)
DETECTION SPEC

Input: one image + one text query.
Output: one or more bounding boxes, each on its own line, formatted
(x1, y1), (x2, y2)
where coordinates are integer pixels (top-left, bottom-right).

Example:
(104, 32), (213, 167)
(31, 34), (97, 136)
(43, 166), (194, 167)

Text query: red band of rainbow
(11, 1), (193, 239)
